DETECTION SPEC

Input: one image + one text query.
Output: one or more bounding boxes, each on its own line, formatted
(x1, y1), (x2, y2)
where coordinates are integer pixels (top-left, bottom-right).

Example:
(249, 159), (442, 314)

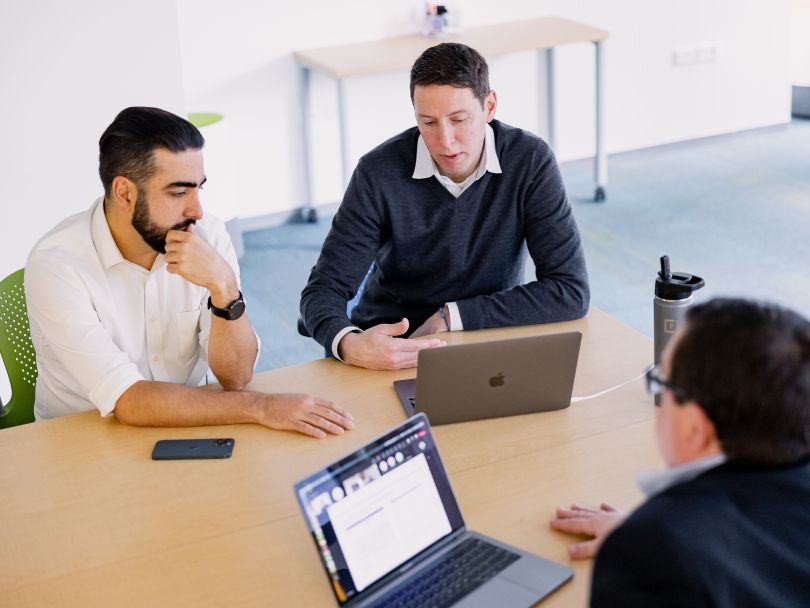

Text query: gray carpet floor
(240, 119), (810, 372)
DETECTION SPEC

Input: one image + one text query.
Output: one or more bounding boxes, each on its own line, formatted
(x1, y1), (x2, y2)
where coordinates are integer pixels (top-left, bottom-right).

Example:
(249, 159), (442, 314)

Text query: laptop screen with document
(294, 414), (464, 605)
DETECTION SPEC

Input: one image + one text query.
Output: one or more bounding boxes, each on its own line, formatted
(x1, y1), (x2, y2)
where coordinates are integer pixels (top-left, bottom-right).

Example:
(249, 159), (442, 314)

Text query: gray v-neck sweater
(300, 120), (589, 355)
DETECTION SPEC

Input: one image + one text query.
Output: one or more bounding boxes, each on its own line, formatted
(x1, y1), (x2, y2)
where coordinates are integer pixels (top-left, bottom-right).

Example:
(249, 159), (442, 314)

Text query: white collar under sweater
(412, 123), (502, 198)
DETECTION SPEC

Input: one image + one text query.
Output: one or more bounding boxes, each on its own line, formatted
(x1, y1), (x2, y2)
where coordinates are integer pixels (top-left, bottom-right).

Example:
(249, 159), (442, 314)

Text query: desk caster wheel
(594, 186), (606, 202)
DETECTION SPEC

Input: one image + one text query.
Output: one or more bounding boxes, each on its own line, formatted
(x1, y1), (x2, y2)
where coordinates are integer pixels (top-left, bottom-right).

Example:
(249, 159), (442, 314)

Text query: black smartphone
(151, 438), (235, 460)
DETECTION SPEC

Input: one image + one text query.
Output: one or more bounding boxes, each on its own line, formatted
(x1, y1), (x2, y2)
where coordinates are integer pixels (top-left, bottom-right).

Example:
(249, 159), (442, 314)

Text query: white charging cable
(571, 363), (653, 403)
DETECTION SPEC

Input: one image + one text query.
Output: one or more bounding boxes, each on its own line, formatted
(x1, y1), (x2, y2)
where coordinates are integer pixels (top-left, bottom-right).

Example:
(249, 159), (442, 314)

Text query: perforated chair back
(0, 269), (37, 428)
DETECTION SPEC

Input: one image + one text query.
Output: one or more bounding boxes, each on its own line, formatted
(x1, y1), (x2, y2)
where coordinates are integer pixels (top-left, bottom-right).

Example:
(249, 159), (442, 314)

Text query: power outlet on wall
(673, 43), (718, 66)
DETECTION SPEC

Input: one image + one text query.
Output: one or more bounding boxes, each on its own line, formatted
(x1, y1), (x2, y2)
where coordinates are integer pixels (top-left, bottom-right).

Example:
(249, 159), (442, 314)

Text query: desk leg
(594, 40), (607, 202)
(337, 77), (351, 192)
(544, 48), (556, 150)
(298, 64), (317, 222)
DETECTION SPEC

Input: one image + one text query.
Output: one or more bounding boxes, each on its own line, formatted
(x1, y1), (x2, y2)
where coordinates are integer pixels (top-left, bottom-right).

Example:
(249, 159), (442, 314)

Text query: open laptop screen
(295, 413), (464, 606)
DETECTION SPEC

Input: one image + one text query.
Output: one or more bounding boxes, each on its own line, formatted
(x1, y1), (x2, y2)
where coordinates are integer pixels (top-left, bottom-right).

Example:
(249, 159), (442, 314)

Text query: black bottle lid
(655, 255), (705, 300)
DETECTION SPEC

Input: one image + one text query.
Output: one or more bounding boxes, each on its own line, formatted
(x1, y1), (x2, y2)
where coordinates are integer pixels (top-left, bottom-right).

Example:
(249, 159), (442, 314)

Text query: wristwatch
(207, 291), (246, 321)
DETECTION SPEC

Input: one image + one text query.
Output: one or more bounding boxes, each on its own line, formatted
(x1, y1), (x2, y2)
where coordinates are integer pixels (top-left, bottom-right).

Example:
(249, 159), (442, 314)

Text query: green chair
(0, 269), (37, 428)
(187, 113), (224, 128)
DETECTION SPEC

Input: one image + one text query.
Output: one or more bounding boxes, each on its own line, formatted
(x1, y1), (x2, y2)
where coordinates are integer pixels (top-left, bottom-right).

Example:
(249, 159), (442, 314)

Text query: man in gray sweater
(300, 43), (589, 370)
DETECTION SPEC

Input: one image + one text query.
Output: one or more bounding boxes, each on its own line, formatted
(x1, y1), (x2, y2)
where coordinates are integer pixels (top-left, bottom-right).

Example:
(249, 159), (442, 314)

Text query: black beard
(131, 190), (196, 254)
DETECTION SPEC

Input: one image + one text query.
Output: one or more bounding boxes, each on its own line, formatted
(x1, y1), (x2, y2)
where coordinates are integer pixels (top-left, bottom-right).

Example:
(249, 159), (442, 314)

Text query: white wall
(1, 0), (793, 263)
(791, 0), (810, 85)
(0, 0), (186, 279)
(0, 0), (186, 401)
(175, 0), (792, 219)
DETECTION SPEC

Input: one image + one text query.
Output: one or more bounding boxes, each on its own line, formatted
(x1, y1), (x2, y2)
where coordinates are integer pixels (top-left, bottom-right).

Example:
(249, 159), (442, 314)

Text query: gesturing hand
(258, 393), (355, 438)
(338, 318), (445, 370)
(549, 503), (626, 559)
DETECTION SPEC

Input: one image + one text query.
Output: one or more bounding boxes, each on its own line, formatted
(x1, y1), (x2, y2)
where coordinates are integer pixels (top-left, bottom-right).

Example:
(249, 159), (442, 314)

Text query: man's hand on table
(549, 503), (627, 559)
(255, 393), (355, 439)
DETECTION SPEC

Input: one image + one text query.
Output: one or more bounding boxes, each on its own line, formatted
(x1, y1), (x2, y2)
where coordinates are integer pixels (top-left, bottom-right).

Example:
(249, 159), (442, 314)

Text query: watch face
(209, 293), (246, 320)
(228, 298), (246, 320)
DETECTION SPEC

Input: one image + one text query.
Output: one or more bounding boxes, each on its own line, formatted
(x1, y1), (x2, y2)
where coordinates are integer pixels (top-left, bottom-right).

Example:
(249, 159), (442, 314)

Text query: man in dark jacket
(550, 297), (810, 607)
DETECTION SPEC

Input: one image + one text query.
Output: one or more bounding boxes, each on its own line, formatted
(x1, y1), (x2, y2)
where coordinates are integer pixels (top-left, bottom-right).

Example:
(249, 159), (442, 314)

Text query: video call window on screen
(296, 419), (463, 604)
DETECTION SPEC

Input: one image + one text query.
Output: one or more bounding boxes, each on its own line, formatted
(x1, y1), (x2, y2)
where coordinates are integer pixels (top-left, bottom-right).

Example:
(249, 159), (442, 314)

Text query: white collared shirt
(332, 123), (503, 358)
(25, 198), (245, 419)
(636, 454), (727, 498)
(412, 122), (503, 197)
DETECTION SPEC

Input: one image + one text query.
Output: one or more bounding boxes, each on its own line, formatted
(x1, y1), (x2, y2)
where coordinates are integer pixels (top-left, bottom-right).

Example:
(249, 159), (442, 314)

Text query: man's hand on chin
(164, 226), (237, 301)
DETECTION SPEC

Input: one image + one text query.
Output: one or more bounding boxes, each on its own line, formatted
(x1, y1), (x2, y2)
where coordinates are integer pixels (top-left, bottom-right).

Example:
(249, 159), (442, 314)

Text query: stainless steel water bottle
(654, 256), (705, 398)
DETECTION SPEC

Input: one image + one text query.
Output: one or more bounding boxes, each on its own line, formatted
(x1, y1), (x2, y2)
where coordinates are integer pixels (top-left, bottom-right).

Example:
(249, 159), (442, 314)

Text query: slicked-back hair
(99, 107), (204, 197)
(409, 43), (490, 106)
(671, 298), (810, 465)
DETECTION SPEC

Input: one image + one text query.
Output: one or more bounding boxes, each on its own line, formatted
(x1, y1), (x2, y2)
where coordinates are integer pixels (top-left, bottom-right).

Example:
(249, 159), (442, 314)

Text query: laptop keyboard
(367, 537), (520, 608)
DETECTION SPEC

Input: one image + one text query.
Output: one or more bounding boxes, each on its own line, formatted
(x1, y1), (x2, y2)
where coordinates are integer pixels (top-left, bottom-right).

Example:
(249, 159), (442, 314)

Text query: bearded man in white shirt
(25, 106), (353, 438)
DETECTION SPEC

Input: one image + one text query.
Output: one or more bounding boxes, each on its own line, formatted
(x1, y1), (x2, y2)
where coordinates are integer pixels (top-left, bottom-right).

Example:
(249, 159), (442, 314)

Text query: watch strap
(207, 291), (245, 321)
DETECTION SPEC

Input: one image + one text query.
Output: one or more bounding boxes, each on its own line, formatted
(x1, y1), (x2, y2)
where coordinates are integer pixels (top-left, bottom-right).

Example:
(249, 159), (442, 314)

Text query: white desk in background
(294, 16), (609, 222)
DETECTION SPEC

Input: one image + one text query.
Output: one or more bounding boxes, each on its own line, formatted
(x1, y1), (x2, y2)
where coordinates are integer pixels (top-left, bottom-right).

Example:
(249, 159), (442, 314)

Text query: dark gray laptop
(294, 413), (573, 607)
(394, 332), (582, 425)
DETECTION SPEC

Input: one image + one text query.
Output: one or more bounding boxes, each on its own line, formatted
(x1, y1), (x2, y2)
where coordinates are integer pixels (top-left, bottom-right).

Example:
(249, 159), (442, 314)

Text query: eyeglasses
(645, 364), (686, 403)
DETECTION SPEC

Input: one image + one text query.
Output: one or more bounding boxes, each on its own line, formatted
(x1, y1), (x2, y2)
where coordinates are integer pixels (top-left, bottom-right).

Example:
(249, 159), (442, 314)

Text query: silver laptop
(294, 413), (572, 607)
(393, 332), (581, 425)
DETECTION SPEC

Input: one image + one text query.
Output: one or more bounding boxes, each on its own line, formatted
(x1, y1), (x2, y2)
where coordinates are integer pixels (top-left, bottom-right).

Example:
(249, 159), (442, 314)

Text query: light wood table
(295, 16), (609, 221)
(0, 308), (658, 607)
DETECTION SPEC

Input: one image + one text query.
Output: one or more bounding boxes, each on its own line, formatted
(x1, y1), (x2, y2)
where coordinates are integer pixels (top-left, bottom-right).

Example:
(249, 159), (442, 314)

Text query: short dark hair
(671, 298), (810, 465)
(98, 107), (204, 197)
(409, 43), (490, 106)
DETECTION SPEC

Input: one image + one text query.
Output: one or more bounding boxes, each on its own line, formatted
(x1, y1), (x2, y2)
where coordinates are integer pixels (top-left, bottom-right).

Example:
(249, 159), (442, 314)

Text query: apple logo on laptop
(489, 372), (505, 388)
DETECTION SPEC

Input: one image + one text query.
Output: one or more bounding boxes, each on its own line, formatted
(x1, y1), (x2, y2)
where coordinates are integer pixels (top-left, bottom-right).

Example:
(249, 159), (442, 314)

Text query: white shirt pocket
(172, 308), (202, 363)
